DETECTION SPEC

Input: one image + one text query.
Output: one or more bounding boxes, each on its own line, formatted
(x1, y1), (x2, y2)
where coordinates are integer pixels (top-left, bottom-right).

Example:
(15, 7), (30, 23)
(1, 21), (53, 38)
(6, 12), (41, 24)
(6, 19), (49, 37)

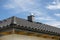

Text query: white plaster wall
(0, 34), (56, 40)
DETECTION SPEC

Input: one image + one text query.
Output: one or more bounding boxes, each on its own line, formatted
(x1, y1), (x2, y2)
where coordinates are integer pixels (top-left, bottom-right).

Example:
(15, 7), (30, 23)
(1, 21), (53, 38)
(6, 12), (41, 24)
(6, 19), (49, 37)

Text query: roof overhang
(0, 24), (60, 39)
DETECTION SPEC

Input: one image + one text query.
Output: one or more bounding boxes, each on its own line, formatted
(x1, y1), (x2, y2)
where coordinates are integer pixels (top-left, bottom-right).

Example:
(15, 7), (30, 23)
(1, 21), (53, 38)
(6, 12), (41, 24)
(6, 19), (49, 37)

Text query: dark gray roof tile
(0, 16), (60, 35)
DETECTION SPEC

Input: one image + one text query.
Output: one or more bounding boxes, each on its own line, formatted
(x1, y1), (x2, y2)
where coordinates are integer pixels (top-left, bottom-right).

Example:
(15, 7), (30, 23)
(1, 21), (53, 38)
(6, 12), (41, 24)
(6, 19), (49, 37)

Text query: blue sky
(0, 0), (60, 28)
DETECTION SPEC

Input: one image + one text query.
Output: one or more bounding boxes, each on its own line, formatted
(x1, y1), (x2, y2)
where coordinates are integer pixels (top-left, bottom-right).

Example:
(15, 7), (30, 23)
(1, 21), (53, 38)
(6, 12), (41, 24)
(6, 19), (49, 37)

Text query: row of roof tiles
(0, 16), (60, 36)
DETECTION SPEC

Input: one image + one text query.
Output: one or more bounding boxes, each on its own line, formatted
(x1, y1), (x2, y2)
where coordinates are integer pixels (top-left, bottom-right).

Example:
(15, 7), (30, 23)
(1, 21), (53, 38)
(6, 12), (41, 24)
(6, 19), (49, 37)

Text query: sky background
(0, 0), (60, 28)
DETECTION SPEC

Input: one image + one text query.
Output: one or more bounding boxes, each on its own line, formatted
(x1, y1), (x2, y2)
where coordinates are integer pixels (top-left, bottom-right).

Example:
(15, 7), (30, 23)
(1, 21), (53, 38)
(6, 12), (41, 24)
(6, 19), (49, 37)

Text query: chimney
(28, 13), (35, 22)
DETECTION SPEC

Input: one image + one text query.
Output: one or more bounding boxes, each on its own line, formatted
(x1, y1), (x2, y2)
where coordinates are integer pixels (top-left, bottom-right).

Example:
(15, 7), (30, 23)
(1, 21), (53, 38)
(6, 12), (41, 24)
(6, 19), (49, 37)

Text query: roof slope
(0, 16), (60, 36)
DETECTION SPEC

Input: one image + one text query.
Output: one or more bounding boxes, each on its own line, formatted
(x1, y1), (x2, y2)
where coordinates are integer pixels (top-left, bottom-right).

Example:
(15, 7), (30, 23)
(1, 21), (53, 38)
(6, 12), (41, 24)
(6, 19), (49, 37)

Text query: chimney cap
(30, 13), (34, 15)
(30, 13), (35, 17)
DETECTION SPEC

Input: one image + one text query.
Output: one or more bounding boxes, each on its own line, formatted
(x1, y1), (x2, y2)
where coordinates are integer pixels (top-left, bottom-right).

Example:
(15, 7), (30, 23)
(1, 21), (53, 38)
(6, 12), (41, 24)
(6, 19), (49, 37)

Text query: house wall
(0, 34), (57, 40)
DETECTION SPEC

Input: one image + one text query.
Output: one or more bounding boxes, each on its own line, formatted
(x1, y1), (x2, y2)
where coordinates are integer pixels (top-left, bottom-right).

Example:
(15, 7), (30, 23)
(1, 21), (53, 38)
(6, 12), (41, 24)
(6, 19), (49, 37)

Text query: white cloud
(3, 4), (15, 9)
(54, 13), (60, 17)
(46, 1), (60, 10)
(36, 16), (56, 21)
(45, 21), (60, 28)
(46, 4), (60, 10)
(3, 0), (41, 14)
(3, 0), (37, 10)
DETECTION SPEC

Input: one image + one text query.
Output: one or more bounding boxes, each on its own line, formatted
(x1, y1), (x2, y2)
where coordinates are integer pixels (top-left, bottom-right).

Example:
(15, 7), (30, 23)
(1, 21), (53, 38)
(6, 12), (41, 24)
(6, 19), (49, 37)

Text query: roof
(0, 16), (60, 36)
